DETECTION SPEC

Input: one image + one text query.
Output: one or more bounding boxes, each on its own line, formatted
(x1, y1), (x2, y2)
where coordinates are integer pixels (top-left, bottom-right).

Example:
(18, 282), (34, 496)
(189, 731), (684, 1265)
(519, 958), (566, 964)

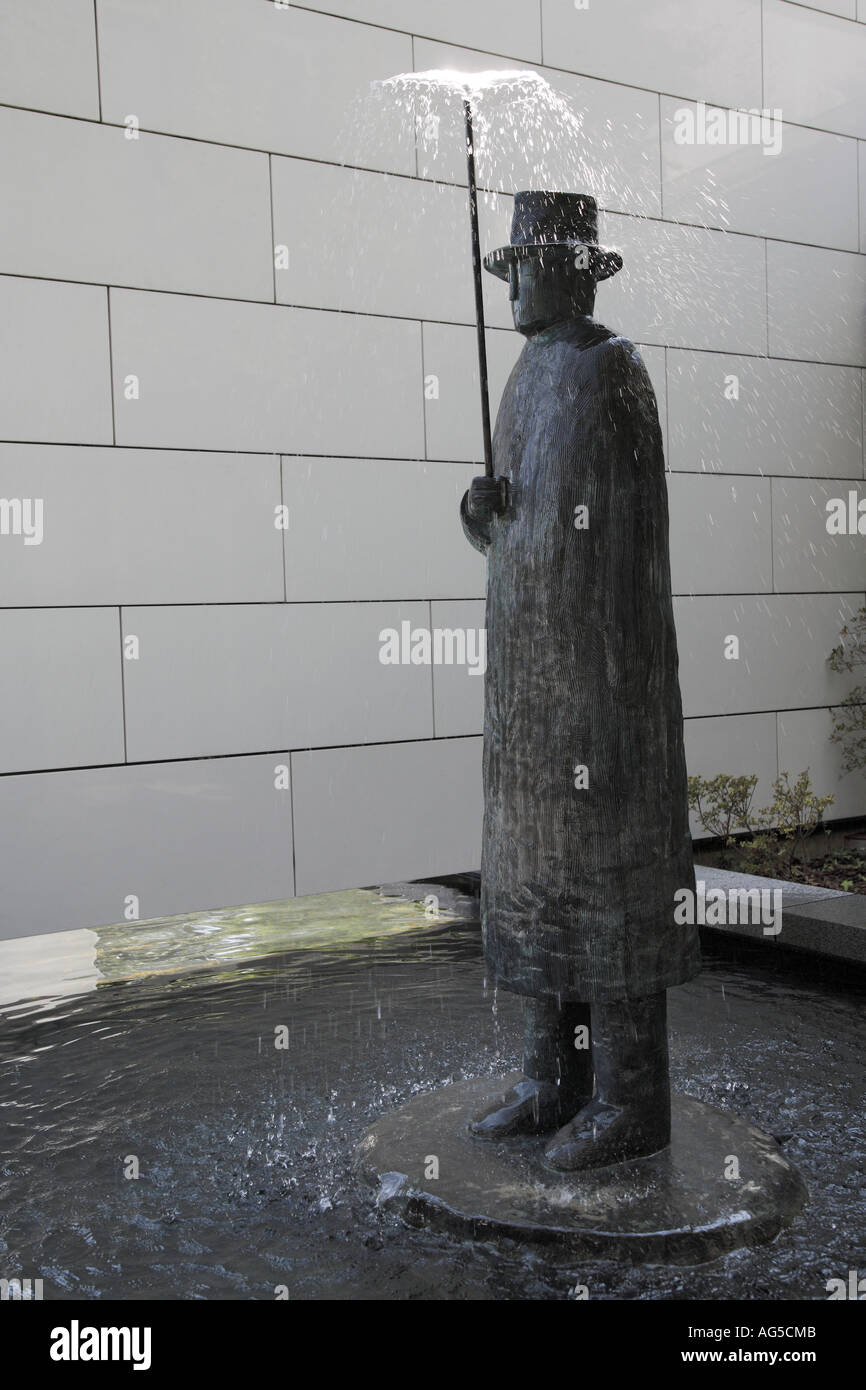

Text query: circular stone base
(357, 1073), (807, 1265)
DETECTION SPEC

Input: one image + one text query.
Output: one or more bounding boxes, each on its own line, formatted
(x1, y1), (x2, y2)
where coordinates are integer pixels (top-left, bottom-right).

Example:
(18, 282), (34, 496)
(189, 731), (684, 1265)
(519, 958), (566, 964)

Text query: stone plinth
(358, 1073), (807, 1266)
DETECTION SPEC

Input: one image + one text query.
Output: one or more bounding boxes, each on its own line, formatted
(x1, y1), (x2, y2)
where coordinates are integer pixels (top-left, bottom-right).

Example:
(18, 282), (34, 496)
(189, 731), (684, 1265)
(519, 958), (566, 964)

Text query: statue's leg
(470, 996), (593, 1138)
(543, 991), (670, 1171)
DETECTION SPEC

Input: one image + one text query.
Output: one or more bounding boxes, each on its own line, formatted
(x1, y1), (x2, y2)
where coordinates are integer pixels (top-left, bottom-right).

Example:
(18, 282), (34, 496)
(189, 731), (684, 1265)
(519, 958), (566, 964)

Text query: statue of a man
(461, 192), (700, 1172)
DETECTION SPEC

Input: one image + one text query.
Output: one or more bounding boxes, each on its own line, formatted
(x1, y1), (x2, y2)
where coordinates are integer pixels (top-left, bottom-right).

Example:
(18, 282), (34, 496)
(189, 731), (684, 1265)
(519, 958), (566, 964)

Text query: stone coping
(0, 889), (451, 1013)
(402, 867), (866, 968)
(689, 866), (866, 965)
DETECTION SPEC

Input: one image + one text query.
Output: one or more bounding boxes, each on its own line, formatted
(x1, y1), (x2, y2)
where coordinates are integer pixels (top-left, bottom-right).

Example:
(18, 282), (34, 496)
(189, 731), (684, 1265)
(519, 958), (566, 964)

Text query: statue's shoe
(543, 1097), (670, 1172)
(469, 1077), (563, 1138)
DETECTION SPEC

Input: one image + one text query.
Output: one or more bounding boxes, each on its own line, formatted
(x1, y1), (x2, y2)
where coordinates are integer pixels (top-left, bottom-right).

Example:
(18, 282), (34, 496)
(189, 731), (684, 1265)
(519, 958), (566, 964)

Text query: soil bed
(724, 849), (866, 896)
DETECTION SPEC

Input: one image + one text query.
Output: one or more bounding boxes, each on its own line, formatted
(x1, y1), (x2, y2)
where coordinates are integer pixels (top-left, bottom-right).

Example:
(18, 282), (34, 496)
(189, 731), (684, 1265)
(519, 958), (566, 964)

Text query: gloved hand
(467, 475), (510, 519)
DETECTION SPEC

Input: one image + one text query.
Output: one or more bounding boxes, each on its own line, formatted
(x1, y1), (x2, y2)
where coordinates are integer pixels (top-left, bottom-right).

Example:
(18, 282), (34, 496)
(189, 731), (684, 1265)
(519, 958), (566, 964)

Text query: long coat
(461, 315), (700, 1002)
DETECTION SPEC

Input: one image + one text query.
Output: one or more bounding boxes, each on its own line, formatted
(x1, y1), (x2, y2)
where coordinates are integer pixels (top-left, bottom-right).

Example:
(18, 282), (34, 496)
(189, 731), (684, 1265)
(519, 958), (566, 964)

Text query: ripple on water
(0, 919), (863, 1300)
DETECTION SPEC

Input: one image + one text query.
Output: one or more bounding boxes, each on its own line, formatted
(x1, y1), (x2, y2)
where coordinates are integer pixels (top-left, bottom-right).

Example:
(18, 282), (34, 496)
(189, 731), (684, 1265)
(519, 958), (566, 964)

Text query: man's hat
(484, 191), (623, 282)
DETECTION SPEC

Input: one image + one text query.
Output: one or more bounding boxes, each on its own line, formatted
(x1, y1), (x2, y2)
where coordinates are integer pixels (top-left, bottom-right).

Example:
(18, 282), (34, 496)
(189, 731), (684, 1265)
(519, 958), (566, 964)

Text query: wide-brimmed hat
(484, 191), (623, 282)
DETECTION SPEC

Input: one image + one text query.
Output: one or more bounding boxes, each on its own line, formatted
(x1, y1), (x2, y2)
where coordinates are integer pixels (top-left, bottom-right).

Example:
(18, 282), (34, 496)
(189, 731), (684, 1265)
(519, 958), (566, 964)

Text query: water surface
(0, 906), (863, 1300)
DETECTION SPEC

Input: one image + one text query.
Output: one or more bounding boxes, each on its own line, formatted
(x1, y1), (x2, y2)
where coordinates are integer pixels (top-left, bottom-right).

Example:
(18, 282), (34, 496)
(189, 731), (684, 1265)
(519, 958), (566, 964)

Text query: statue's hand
(468, 475), (510, 520)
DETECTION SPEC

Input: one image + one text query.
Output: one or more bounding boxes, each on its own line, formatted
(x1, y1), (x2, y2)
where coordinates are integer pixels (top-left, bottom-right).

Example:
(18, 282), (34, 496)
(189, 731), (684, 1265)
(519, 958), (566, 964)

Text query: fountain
(5, 69), (854, 1309)
(358, 71), (807, 1262)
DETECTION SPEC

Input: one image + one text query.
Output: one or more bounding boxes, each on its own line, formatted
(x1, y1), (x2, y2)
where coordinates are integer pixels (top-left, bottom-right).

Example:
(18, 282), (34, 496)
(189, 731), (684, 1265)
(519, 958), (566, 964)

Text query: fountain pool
(0, 890), (862, 1300)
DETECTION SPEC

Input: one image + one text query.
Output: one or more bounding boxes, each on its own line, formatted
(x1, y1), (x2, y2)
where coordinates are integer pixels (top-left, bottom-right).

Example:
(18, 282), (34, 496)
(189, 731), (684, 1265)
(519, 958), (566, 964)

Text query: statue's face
(508, 253), (596, 336)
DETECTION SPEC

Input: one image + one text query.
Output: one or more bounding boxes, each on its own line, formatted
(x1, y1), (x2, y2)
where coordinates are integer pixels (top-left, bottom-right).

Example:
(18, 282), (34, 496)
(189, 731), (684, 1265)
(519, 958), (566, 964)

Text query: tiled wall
(0, 0), (864, 939)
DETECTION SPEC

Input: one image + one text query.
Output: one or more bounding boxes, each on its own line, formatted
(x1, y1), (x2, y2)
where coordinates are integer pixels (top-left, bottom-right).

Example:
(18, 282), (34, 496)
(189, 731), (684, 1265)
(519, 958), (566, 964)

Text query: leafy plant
(687, 773), (758, 866)
(760, 770), (834, 868)
(735, 832), (783, 878)
(735, 771), (834, 874)
(828, 606), (866, 777)
(689, 768), (833, 874)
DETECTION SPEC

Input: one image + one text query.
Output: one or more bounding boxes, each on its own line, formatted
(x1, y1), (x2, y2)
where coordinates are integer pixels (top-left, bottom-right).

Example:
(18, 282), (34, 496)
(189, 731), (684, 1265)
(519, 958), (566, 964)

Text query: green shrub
(689, 768), (833, 874)
(687, 773), (758, 867)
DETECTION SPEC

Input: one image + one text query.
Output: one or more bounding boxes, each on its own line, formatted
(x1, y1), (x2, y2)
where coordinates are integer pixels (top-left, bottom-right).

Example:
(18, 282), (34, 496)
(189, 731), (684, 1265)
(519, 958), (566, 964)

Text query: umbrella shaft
(463, 100), (494, 479)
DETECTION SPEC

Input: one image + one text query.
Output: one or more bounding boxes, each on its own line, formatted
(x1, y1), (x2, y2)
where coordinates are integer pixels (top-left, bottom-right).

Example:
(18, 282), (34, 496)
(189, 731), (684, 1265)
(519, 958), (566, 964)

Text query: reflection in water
(0, 890), (449, 1019)
(0, 910), (863, 1300)
(0, 930), (101, 1014)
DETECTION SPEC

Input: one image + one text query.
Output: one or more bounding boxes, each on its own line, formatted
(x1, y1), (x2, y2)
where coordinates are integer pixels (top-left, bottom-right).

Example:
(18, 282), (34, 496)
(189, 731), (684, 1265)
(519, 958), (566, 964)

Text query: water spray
(375, 68), (582, 481)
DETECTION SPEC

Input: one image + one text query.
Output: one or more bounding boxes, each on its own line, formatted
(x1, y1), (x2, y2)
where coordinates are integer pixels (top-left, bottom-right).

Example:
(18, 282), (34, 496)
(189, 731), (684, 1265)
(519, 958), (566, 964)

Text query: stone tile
(282, 457), (485, 601)
(97, 0), (415, 172)
(291, 736), (482, 893)
(0, 445), (284, 606)
(422, 322), (523, 463)
(675, 593), (863, 717)
(764, 0), (866, 139)
(772, 477), (866, 592)
(0, 108), (273, 300)
(596, 213), (767, 354)
(660, 98), (858, 251)
(110, 289), (425, 458)
(684, 712), (778, 837)
(0, 0), (98, 119)
(541, 0), (763, 110)
(667, 351), (864, 477)
(668, 473), (772, 595)
(0, 755), (294, 938)
(793, 0), (856, 17)
(272, 158), (474, 322)
(0, 608), (123, 773)
(778, 707), (866, 820)
(695, 864), (844, 906)
(121, 602), (434, 761)
(0, 277), (112, 444)
(430, 599), (486, 736)
(767, 241), (866, 366)
(297, 0), (542, 59)
(779, 896), (866, 962)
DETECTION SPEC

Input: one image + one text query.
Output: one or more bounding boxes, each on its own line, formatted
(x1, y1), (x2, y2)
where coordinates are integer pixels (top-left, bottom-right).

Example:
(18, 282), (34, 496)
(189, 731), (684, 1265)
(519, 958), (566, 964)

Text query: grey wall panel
(297, 0), (542, 59)
(767, 241), (866, 366)
(291, 737), (483, 895)
(667, 352), (863, 478)
(763, 0), (866, 139)
(0, 0), (98, 119)
(281, 457), (485, 602)
(121, 602), (435, 762)
(675, 594), (864, 718)
(0, 608), (124, 774)
(0, 446), (284, 606)
(660, 100), (858, 251)
(430, 600), (487, 737)
(541, 0), (763, 111)
(97, 0), (415, 172)
(772, 478), (866, 592)
(596, 215), (767, 354)
(0, 109), (273, 301)
(0, 755), (294, 940)
(109, 290), (426, 458)
(668, 474), (772, 595)
(0, 277), (113, 444)
(684, 712), (778, 838)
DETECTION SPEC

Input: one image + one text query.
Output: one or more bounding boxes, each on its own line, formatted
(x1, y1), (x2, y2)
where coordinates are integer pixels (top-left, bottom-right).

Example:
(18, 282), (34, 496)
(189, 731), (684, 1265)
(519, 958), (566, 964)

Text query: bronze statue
(461, 192), (700, 1172)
